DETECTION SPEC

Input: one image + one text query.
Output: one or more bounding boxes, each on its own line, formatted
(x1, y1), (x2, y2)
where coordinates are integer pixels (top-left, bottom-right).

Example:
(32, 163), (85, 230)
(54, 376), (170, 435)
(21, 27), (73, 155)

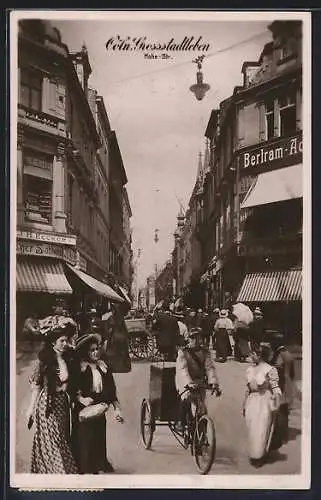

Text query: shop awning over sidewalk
(237, 269), (302, 302)
(118, 286), (132, 304)
(17, 259), (73, 294)
(66, 264), (124, 302)
(241, 164), (302, 210)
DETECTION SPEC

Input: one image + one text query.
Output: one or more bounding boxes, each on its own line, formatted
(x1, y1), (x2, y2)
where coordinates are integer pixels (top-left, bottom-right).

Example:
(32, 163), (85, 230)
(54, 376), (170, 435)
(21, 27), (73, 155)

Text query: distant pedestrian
(249, 307), (265, 351)
(233, 322), (250, 362)
(200, 310), (213, 348)
(213, 310), (233, 362)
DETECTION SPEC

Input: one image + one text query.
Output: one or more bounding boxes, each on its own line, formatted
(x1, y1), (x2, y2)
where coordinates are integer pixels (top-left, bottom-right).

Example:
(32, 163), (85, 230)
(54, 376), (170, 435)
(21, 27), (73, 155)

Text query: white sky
(53, 16), (273, 286)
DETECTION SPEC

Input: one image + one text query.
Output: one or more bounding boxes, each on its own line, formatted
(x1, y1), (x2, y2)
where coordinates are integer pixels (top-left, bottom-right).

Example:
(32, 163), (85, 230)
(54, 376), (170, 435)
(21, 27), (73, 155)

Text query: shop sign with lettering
(239, 133), (303, 171)
(17, 229), (76, 246)
(17, 241), (77, 264)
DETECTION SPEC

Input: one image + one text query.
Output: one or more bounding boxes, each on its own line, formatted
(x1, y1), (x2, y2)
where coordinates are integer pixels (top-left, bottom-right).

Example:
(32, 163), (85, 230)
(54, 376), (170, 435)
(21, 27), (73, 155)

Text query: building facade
(201, 20), (302, 339)
(16, 20), (131, 330)
(122, 187), (133, 290)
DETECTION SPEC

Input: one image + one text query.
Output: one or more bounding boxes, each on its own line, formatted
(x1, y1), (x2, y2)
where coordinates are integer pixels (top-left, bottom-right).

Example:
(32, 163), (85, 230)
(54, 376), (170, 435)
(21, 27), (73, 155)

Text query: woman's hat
(75, 333), (102, 351)
(214, 308), (220, 314)
(219, 309), (228, 318)
(45, 323), (76, 342)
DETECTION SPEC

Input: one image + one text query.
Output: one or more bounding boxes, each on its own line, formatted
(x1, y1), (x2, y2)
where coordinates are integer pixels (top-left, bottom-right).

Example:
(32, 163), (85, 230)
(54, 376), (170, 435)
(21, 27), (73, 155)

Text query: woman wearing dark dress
(26, 325), (79, 474)
(73, 333), (124, 474)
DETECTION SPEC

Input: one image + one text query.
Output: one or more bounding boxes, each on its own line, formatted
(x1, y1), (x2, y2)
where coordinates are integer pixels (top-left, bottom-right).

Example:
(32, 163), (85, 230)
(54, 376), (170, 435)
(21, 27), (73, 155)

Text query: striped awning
(237, 269), (302, 302)
(67, 264), (124, 302)
(17, 259), (72, 294)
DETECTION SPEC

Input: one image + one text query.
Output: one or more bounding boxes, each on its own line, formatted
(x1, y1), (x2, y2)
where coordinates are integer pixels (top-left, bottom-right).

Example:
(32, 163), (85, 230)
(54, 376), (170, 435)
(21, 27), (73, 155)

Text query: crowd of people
(151, 298), (297, 468)
(23, 296), (297, 473)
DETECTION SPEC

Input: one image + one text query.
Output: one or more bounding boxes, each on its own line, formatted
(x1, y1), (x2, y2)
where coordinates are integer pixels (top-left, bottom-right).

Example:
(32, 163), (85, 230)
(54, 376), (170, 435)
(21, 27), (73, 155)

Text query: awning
(66, 264), (124, 302)
(237, 269), (302, 302)
(17, 259), (72, 294)
(241, 164), (302, 209)
(118, 286), (132, 304)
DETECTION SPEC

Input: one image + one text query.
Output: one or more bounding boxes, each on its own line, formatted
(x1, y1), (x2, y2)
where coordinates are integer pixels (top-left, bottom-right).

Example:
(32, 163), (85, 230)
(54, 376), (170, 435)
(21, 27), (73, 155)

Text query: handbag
(78, 402), (109, 422)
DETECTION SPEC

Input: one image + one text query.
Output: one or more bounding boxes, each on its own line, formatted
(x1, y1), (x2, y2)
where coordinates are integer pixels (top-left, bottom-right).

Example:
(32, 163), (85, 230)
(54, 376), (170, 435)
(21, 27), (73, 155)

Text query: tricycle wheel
(192, 414), (216, 474)
(140, 399), (154, 449)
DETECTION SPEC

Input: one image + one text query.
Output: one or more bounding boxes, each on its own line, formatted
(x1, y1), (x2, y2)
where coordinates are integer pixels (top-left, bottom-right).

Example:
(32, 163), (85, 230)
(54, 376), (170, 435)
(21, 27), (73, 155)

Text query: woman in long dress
(213, 310), (233, 362)
(243, 344), (282, 467)
(73, 333), (124, 474)
(26, 326), (79, 474)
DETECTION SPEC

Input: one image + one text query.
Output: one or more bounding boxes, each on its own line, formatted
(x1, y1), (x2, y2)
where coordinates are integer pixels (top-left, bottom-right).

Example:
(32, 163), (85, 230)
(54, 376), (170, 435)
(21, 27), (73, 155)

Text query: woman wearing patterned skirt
(26, 325), (79, 474)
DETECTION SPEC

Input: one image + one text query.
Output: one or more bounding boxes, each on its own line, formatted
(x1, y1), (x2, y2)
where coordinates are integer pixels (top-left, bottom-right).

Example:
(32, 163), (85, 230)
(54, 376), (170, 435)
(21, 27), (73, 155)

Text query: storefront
(235, 133), (303, 343)
(15, 228), (124, 338)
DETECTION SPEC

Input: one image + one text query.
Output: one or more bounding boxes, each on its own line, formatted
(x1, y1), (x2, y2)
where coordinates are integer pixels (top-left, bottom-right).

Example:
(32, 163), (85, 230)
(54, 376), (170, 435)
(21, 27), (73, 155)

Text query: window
(265, 100), (275, 140)
(239, 103), (260, 147)
(23, 174), (52, 224)
(279, 90), (297, 137)
(20, 69), (42, 111)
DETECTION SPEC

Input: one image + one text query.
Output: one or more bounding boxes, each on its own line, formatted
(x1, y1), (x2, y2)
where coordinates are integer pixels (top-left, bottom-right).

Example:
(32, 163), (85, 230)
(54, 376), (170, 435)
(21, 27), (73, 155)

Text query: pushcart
(140, 361), (218, 474)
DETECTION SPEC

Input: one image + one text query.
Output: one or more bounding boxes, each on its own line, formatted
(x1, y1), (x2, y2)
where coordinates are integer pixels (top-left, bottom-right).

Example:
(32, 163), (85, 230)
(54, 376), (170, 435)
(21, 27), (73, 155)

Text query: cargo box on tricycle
(149, 361), (180, 422)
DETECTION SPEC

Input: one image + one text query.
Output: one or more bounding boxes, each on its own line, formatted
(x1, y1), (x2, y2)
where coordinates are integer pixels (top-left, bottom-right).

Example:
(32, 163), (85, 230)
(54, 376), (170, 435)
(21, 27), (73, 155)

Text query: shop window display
(23, 174), (52, 224)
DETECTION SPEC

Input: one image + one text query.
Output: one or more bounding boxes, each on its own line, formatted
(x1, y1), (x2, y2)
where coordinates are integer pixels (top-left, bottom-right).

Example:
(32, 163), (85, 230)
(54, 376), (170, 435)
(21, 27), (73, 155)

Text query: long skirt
(74, 414), (109, 474)
(234, 338), (250, 359)
(31, 391), (78, 474)
(269, 404), (289, 450)
(215, 330), (232, 360)
(244, 391), (274, 460)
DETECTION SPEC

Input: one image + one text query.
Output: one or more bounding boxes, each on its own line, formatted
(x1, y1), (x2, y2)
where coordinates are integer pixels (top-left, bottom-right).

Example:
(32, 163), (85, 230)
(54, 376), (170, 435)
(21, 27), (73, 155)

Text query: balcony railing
(19, 104), (66, 136)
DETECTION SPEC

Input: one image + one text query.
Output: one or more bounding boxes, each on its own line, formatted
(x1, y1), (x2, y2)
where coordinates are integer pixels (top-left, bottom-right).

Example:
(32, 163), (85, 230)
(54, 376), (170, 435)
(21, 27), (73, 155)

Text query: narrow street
(15, 354), (302, 476)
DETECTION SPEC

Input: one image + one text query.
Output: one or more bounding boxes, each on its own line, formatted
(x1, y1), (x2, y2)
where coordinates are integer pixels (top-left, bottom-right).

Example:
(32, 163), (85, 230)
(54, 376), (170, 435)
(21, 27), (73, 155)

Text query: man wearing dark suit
(152, 300), (180, 361)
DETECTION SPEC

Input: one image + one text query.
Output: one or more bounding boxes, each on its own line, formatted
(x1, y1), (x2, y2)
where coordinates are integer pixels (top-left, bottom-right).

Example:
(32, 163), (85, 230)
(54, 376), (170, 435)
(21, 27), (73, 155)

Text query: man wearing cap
(175, 326), (222, 431)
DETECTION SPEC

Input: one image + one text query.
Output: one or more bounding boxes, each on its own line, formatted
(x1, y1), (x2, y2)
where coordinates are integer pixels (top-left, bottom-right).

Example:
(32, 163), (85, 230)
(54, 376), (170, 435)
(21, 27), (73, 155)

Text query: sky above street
(50, 13), (275, 286)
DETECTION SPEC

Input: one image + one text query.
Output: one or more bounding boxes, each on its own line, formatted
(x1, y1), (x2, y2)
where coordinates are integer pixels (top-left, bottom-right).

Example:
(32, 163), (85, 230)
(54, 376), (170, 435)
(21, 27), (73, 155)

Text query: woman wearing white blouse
(73, 333), (123, 474)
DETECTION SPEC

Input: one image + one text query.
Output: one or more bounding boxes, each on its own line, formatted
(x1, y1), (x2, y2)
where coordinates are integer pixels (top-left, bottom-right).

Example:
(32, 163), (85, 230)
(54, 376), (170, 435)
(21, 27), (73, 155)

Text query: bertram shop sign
(239, 133), (302, 171)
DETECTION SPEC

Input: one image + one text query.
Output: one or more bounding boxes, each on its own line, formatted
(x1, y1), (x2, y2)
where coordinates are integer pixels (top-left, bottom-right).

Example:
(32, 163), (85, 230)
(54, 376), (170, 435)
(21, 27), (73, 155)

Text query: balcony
(18, 104), (66, 138)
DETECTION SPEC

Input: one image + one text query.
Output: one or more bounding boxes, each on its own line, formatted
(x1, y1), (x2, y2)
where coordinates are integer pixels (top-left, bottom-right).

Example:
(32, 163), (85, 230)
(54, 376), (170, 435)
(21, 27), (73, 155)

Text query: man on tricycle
(175, 326), (222, 431)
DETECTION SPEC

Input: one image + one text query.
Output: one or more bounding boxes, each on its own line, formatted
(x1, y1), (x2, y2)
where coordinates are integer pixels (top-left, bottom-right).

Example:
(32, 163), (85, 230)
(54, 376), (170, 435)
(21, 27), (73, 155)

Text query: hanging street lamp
(189, 55), (211, 101)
